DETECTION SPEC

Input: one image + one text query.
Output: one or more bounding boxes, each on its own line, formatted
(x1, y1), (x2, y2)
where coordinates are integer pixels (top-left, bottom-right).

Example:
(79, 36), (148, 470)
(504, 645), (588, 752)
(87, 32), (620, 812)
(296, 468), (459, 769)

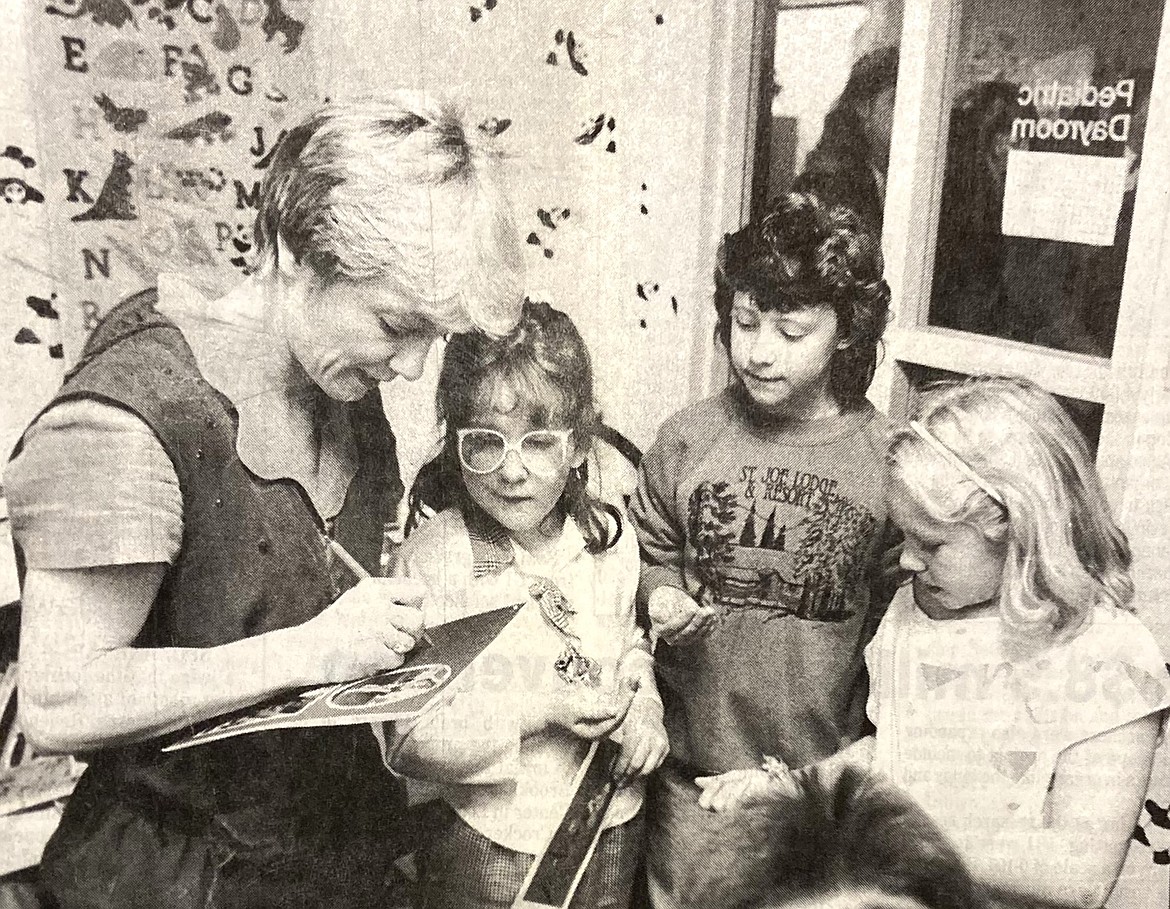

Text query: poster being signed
(164, 602), (521, 751)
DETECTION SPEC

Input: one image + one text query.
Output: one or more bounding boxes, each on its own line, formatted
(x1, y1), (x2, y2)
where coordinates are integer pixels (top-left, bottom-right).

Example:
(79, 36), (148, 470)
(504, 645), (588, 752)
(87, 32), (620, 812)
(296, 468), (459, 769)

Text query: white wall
(316, 0), (724, 459)
(0, 0), (736, 491)
(0, 3), (61, 470)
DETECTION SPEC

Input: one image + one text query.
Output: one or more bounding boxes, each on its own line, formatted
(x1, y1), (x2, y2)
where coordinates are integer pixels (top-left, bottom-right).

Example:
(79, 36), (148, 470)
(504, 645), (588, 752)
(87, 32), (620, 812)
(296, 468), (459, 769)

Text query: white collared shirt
(390, 507), (650, 854)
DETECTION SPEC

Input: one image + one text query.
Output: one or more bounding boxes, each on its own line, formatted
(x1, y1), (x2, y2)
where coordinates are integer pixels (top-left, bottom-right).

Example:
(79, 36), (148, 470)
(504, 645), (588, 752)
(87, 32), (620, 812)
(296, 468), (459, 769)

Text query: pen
(324, 535), (434, 648)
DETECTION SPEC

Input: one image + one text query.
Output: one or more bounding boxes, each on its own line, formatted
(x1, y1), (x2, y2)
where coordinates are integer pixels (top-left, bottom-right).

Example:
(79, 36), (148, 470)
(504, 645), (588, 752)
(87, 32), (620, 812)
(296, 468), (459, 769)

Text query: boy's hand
(611, 695), (669, 787)
(695, 758), (798, 813)
(649, 586), (718, 645)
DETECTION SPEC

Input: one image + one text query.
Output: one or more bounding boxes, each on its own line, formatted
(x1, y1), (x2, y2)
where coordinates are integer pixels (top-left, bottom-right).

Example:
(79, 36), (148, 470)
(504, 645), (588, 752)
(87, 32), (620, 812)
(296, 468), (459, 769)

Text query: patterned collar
(465, 505), (588, 578)
(466, 505), (516, 578)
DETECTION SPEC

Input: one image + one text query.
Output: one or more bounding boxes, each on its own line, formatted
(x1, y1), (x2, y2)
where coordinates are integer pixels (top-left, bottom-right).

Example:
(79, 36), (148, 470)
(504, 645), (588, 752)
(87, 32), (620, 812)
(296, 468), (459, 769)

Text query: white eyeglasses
(457, 428), (574, 478)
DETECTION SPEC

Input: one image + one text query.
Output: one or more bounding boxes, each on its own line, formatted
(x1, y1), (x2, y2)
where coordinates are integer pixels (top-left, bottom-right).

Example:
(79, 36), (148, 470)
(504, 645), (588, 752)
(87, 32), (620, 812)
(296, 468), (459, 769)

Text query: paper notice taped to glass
(1001, 149), (1129, 247)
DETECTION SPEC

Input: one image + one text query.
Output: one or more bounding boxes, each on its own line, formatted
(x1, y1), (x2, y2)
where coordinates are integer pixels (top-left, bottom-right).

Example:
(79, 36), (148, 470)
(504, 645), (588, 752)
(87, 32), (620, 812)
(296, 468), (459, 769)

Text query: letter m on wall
(234, 180), (261, 210)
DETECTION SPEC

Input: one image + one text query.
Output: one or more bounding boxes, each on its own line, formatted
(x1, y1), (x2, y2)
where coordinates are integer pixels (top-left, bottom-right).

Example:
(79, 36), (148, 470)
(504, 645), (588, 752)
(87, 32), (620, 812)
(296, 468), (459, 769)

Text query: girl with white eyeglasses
(386, 300), (667, 909)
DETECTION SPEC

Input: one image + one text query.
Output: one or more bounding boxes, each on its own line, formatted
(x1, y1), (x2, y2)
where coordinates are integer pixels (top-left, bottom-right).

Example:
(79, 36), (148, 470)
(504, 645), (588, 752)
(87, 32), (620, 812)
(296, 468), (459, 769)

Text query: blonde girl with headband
(698, 375), (1170, 908)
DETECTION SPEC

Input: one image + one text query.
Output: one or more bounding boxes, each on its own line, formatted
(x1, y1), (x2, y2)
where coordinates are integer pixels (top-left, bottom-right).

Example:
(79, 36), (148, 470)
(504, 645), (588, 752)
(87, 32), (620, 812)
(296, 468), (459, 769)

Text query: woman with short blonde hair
(6, 94), (524, 909)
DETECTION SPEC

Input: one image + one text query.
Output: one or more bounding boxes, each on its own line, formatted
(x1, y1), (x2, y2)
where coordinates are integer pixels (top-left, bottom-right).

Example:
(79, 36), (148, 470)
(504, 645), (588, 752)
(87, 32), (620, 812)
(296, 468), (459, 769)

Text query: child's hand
(649, 586), (718, 645)
(611, 695), (669, 787)
(695, 758), (797, 813)
(541, 675), (637, 741)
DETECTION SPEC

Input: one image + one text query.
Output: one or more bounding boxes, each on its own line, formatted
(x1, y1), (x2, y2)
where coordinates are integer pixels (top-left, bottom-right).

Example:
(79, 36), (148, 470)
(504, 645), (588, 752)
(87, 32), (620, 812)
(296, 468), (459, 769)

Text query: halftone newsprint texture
(3, 1), (1170, 908)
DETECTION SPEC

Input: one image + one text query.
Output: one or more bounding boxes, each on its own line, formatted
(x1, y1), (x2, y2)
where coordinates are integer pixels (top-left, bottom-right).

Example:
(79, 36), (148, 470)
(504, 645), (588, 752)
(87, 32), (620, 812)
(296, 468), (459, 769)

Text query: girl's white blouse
(389, 508), (649, 854)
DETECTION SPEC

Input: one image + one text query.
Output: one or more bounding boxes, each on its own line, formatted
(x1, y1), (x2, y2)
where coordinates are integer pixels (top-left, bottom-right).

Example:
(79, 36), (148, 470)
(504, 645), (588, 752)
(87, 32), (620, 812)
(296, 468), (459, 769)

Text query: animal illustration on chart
(45, 0), (136, 29)
(94, 93), (148, 133)
(72, 150), (136, 222)
(211, 2), (242, 51)
(574, 114), (616, 153)
(180, 45), (220, 103)
(261, 0), (305, 53)
(526, 207), (571, 260)
(165, 112), (234, 144)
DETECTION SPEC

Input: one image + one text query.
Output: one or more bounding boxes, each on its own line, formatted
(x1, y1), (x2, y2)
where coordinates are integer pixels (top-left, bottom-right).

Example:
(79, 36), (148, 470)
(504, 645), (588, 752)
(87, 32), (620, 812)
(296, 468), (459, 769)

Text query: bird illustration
(94, 93), (148, 133)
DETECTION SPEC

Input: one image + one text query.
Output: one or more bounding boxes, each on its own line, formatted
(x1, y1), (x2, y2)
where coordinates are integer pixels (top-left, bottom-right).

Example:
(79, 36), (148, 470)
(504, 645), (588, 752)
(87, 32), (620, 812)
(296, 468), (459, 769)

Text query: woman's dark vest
(13, 290), (410, 906)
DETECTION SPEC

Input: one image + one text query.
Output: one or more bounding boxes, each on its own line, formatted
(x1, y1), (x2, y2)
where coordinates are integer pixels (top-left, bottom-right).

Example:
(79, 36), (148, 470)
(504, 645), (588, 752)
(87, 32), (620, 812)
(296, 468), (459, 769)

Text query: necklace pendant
(554, 645), (601, 686)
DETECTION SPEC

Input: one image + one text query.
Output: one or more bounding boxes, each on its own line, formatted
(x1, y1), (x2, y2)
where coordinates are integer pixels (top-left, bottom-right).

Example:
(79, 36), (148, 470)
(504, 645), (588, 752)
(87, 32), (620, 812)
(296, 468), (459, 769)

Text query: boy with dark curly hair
(630, 191), (895, 909)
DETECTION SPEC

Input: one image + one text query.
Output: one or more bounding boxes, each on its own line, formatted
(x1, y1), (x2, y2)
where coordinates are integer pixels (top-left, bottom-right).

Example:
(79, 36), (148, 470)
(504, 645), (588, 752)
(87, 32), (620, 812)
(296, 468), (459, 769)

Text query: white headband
(908, 420), (1006, 507)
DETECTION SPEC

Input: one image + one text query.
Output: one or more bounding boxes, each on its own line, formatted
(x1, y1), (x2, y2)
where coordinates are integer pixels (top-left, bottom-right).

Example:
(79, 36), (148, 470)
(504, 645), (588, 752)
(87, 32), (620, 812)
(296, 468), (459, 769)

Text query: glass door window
(750, 2), (901, 225)
(736, 5), (1170, 906)
(927, 0), (1165, 359)
(869, 0), (1170, 501)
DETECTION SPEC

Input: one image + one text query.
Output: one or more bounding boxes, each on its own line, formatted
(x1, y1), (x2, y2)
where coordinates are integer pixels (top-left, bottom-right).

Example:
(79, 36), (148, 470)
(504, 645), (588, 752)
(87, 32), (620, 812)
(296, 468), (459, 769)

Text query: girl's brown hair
(409, 300), (620, 552)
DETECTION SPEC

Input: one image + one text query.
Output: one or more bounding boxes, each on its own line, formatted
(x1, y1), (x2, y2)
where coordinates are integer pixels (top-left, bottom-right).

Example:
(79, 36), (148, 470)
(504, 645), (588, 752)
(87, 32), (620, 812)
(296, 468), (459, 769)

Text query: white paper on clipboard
(1001, 149), (1129, 247)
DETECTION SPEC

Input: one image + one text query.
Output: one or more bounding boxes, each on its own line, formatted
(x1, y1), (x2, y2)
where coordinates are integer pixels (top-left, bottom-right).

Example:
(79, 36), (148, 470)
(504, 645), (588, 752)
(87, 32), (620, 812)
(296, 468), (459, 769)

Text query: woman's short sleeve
(6, 400), (183, 569)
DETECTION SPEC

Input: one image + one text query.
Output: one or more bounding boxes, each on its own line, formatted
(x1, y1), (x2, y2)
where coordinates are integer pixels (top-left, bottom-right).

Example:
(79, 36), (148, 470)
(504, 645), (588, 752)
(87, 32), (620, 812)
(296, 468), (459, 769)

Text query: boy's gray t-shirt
(631, 387), (893, 773)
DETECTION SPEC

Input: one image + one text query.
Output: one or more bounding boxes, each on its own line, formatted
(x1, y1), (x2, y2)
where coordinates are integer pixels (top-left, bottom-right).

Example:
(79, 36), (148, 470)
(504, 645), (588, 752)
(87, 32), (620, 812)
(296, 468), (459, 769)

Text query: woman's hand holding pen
(287, 577), (429, 684)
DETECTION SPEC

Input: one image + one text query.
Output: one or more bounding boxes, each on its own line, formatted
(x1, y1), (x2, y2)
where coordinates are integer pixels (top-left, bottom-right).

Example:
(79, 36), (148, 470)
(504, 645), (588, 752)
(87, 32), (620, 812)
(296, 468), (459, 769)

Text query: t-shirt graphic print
(687, 469), (878, 623)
